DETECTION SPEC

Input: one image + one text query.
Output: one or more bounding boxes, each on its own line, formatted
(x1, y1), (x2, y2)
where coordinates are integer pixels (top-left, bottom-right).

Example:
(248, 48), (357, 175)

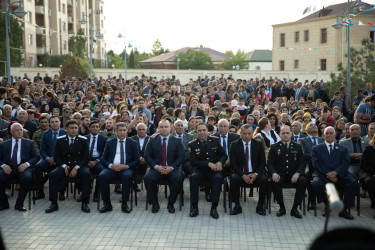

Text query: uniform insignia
(209, 135), (218, 138)
(78, 135), (87, 140)
(189, 139), (197, 144)
(151, 133), (159, 137)
(277, 149), (281, 155)
(57, 135), (66, 139)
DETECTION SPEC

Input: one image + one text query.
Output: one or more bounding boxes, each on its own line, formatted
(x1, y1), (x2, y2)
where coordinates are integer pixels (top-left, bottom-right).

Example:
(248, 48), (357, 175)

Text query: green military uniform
(99, 130), (116, 139)
(32, 128), (48, 151)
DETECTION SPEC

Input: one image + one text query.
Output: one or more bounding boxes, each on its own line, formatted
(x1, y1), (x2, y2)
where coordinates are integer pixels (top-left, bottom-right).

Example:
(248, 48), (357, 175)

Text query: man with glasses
(60, 108), (72, 129)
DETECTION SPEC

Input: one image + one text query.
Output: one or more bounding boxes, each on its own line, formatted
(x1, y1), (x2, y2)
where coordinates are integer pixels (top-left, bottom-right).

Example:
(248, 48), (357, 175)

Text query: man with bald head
(312, 126), (359, 220)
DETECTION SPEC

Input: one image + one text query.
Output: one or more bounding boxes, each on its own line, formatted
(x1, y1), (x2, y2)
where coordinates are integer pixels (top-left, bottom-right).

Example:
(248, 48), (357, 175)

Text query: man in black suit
(189, 123), (227, 219)
(130, 123), (149, 190)
(45, 120), (91, 213)
(144, 119), (185, 213)
(85, 120), (107, 202)
(0, 123), (38, 211)
(229, 124), (268, 216)
(98, 122), (140, 213)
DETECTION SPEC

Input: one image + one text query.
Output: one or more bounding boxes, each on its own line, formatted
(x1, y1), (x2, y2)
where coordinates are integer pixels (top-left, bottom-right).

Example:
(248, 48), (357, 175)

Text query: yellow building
(272, 2), (375, 72)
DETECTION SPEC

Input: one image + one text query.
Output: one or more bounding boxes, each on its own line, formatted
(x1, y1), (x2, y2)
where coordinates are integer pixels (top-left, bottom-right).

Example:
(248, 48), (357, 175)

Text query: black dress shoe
(256, 207), (266, 216)
(93, 193), (98, 203)
(290, 208), (302, 219)
(122, 203), (131, 213)
(190, 207), (199, 217)
(339, 210), (354, 220)
(167, 202), (175, 213)
(114, 184), (122, 194)
(205, 193), (212, 202)
(81, 202), (90, 213)
(322, 205), (328, 217)
(210, 207), (219, 219)
(307, 201), (315, 211)
(0, 203), (10, 211)
(15, 206), (27, 212)
(76, 195), (83, 202)
(99, 202), (113, 213)
(151, 203), (160, 213)
(45, 203), (59, 213)
(59, 191), (65, 201)
(277, 207), (286, 217)
(230, 204), (242, 215)
(34, 191), (45, 200)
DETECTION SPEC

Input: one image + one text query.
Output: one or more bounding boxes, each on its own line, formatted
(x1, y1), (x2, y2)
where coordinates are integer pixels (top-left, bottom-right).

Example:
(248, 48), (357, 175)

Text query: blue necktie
(355, 140), (361, 153)
(222, 135), (227, 155)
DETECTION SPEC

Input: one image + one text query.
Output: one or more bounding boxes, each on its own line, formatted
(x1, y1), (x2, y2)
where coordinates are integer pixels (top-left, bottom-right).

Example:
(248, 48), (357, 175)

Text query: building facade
(245, 50), (272, 71)
(272, 2), (375, 72)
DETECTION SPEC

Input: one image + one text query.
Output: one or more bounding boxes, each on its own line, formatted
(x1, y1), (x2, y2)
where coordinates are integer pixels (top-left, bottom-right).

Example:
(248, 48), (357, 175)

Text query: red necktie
(161, 137), (167, 166)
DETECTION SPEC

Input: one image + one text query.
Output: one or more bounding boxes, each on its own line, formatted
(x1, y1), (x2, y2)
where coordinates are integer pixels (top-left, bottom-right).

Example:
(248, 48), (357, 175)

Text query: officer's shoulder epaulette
(151, 133), (159, 138)
(278, 141), (283, 145)
(78, 135), (87, 140)
(208, 135), (218, 138)
(189, 138), (197, 144)
(57, 135), (66, 139)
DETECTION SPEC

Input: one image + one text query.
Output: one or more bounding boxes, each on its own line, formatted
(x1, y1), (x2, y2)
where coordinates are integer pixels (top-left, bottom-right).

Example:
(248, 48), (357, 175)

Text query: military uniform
(32, 128), (48, 151)
(267, 140), (307, 210)
(189, 136), (227, 209)
(99, 130), (116, 139)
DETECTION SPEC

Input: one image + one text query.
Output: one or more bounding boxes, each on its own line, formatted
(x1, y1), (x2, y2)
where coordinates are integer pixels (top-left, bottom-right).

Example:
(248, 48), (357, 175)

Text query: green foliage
(107, 48), (152, 69)
(173, 48), (214, 70)
(38, 53), (72, 67)
(68, 28), (88, 59)
(326, 39), (375, 98)
(0, 16), (24, 75)
(152, 39), (169, 56)
(221, 50), (248, 70)
(108, 51), (126, 69)
(129, 49), (135, 68)
(59, 56), (88, 79)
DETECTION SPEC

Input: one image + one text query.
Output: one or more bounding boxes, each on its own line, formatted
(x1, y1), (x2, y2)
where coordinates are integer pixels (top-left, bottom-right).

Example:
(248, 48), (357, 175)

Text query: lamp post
(3, 0), (27, 82)
(332, 0), (365, 98)
(118, 33), (127, 81)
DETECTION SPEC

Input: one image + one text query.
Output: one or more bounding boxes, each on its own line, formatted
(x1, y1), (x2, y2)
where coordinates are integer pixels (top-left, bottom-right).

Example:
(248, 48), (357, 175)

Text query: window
(370, 27), (375, 43)
(320, 59), (327, 71)
(256, 66), (261, 70)
(64, 41), (67, 50)
(63, 22), (66, 32)
(280, 60), (285, 71)
(28, 34), (33, 45)
(294, 60), (299, 69)
(321, 28), (327, 43)
(62, 4), (66, 13)
(28, 11), (32, 23)
(29, 57), (34, 67)
(295, 31), (300, 43)
(280, 33), (285, 47)
(304, 30), (309, 42)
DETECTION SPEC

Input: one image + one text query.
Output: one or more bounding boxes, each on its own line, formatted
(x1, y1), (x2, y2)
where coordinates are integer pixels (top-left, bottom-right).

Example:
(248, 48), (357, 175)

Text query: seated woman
(254, 117), (281, 148)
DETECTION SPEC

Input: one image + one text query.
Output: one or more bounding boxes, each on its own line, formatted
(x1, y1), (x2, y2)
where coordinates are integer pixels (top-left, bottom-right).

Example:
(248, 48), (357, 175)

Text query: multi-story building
(1, 0), (106, 67)
(272, 2), (375, 72)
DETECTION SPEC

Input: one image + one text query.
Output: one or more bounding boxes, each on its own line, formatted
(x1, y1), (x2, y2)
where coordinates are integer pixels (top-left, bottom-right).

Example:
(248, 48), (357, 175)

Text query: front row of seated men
(0, 118), (359, 220)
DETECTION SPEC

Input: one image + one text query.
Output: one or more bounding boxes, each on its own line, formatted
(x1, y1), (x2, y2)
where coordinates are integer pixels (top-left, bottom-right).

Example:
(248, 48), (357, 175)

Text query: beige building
(3, 0), (106, 67)
(272, 2), (375, 72)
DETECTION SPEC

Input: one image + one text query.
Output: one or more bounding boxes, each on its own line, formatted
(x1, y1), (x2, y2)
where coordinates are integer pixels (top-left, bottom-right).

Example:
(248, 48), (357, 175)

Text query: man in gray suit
(294, 82), (307, 101)
(298, 122), (324, 208)
(339, 124), (369, 179)
(173, 120), (194, 176)
(291, 121), (307, 143)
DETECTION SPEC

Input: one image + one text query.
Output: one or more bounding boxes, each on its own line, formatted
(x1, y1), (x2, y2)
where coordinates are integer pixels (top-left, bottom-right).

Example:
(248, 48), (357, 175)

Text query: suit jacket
(213, 132), (241, 156)
(131, 135), (150, 158)
(298, 136), (324, 162)
(312, 143), (350, 182)
(186, 108), (205, 120)
(86, 133), (108, 160)
(54, 134), (89, 168)
(0, 138), (38, 167)
(230, 139), (266, 176)
(145, 134), (185, 170)
(339, 137), (369, 155)
(359, 146), (375, 180)
(40, 129), (67, 160)
(295, 87), (307, 101)
(101, 137), (140, 170)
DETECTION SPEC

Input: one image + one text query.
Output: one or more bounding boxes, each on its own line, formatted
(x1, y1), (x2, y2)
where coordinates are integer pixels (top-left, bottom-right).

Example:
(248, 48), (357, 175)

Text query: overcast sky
(104, 0), (351, 54)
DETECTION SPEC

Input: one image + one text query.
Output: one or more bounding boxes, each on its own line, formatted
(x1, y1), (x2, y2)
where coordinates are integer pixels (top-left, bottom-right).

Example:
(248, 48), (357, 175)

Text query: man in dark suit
(130, 123), (150, 190)
(267, 125), (307, 219)
(266, 81), (277, 101)
(34, 116), (67, 200)
(0, 123), (38, 211)
(229, 124), (268, 216)
(291, 121), (307, 143)
(144, 119), (185, 214)
(45, 120), (91, 213)
(312, 126), (359, 220)
(98, 122), (140, 213)
(189, 123), (227, 219)
(85, 120), (107, 202)
(172, 120), (194, 176)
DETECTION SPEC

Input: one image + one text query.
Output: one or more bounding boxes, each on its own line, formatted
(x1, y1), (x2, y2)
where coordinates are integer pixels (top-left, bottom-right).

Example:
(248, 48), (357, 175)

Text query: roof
(245, 50), (272, 62)
(300, 1), (375, 21)
(140, 47), (231, 63)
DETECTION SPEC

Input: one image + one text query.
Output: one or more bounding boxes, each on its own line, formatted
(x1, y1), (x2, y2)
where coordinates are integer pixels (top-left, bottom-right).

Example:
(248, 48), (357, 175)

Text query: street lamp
(332, 0), (366, 99)
(3, 0), (27, 82)
(118, 33), (127, 81)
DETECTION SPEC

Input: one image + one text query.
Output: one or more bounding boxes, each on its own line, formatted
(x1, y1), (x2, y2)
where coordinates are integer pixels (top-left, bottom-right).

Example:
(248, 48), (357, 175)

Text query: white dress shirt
(89, 134), (100, 158)
(242, 140), (253, 173)
(220, 133), (229, 155)
(1, 138), (30, 168)
(154, 135), (172, 169)
(325, 141), (335, 153)
(112, 138), (126, 166)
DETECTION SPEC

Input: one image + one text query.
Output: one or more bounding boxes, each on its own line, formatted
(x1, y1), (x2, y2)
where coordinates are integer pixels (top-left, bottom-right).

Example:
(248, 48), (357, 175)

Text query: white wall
(248, 62), (272, 71)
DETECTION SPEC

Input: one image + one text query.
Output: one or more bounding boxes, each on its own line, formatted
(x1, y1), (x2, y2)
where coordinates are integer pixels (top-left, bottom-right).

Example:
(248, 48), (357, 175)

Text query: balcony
(36, 28), (46, 36)
(37, 47), (47, 55)
(35, 5), (45, 15)
(68, 15), (73, 23)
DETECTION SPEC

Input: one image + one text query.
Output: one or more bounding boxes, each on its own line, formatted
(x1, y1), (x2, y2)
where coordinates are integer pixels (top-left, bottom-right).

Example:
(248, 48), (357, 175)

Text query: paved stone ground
(1, 179), (375, 250)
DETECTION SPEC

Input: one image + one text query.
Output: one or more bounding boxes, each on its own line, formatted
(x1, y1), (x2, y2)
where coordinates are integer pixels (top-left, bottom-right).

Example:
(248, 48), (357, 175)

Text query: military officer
(267, 125), (307, 219)
(99, 119), (117, 140)
(189, 122), (227, 219)
(45, 120), (91, 213)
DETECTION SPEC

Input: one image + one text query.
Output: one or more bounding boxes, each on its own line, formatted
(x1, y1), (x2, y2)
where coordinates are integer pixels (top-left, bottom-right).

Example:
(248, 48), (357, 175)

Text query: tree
(0, 16), (24, 75)
(38, 53), (72, 67)
(59, 56), (88, 79)
(68, 28), (88, 59)
(152, 39), (169, 56)
(174, 48), (214, 70)
(221, 49), (248, 70)
(129, 49), (135, 68)
(325, 39), (375, 98)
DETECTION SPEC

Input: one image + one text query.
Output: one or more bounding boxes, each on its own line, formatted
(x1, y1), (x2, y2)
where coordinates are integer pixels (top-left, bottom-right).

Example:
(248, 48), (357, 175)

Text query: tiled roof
(245, 50), (272, 62)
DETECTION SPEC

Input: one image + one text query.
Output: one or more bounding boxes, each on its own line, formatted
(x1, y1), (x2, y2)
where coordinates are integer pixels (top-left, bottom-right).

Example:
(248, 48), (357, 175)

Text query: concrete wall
(10, 67), (338, 84)
(248, 62), (272, 71)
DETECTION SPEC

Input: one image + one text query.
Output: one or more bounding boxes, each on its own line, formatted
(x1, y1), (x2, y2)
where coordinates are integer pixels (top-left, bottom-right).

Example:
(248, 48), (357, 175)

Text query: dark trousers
(0, 167), (32, 207)
(98, 168), (133, 202)
(230, 173), (268, 207)
(35, 159), (64, 192)
(48, 167), (91, 203)
(361, 175), (375, 205)
(312, 175), (358, 208)
(270, 174), (307, 207)
(89, 160), (105, 194)
(144, 169), (183, 204)
(189, 170), (223, 206)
